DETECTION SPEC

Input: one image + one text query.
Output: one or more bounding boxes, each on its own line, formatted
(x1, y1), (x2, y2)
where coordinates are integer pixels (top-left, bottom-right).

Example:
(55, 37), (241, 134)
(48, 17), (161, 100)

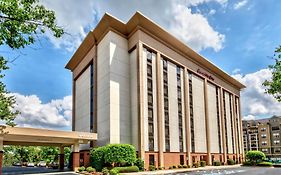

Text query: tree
(0, 0), (64, 125)
(245, 151), (266, 165)
(263, 46), (281, 102)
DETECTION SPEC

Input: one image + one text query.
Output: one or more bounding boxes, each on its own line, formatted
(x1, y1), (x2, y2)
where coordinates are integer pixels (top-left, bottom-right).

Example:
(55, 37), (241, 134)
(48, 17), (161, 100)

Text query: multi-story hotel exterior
(65, 12), (245, 168)
(243, 116), (281, 160)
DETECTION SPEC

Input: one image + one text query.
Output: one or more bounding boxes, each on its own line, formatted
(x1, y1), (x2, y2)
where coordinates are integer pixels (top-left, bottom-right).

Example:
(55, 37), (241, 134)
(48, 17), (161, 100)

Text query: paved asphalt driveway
(2, 166), (77, 175)
(175, 166), (281, 175)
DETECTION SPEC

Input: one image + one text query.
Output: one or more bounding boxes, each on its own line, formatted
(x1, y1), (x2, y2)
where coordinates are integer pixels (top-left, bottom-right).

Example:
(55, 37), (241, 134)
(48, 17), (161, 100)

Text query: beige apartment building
(243, 116), (281, 160)
(66, 12), (245, 168)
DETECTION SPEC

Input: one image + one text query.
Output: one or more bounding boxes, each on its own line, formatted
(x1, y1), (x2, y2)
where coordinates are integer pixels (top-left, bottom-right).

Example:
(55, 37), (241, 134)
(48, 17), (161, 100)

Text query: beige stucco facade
(66, 12), (245, 168)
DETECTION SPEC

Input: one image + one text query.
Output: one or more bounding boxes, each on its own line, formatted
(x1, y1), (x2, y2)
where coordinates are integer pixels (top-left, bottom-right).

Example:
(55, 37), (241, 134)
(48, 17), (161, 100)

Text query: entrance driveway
(3, 166), (77, 175)
(175, 166), (281, 175)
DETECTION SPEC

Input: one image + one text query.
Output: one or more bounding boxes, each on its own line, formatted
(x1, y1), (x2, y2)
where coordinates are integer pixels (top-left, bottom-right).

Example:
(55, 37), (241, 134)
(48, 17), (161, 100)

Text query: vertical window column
(235, 97), (240, 154)
(90, 64), (94, 133)
(146, 49), (155, 151)
(163, 59), (170, 152)
(189, 72), (195, 153)
(229, 95), (235, 153)
(223, 91), (228, 154)
(177, 66), (183, 152)
(216, 87), (222, 153)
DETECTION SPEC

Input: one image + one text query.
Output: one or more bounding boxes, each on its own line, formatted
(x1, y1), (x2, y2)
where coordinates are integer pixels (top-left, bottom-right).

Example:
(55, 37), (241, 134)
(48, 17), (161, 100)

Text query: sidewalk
(122, 164), (242, 175)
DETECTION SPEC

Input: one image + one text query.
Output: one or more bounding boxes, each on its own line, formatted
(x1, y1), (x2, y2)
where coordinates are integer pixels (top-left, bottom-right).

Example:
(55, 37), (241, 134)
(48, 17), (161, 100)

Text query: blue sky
(1, 0), (281, 130)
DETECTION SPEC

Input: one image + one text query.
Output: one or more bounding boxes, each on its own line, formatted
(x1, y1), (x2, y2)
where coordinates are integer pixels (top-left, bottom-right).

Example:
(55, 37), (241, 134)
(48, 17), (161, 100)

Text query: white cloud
(243, 114), (255, 120)
(234, 0), (248, 10)
(209, 9), (216, 15)
(39, 0), (226, 52)
(12, 93), (72, 130)
(232, 68), (241, 74)
(232, 69), (281, 119)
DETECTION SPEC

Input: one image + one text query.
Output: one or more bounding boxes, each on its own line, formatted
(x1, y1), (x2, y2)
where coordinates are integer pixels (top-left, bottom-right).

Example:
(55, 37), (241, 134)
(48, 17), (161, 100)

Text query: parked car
(49, 162), (59, 169)
(27, 162), (35, 167)
(37, 161), (47, 167)
(13, 162), (21, 166)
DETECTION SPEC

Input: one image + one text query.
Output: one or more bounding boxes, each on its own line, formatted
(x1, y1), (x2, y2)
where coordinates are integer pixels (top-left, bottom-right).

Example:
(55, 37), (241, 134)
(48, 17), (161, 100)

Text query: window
(163, 73), (168, 83)
(275, 148), (281, 153)
(148, 123), (153, 136)
(273, 133), (280, 138)
(261, 134), (266, 138)
(262, 149), (268, 152)
(148, 108), (153, 119)
(147, 64), (152, 76)
(149, 155), (155, 165)
(148, 93), (153, 105)
(180, 155), (184, 165)
(262, 141), (267, 146)
(149, 138), (154, 151)
(216, 87), (222, 153)
(274, 140), (280, 144)
(164, 86), (168, 95)
(164, 98), (169, 109)
(272, 126), (280, 131)
(261, 128), (266, 132)
(147, 79), (153, 91)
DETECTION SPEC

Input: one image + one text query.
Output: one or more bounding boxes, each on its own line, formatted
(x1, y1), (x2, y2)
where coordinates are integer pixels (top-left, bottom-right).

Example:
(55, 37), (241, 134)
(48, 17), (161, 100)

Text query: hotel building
(243, 116), (281, 160)
(65, 12), (245, 168)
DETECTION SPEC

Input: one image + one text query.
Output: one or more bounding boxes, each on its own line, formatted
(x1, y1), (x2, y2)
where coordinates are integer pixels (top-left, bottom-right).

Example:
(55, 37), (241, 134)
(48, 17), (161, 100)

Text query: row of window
(146, 48), (155, 152)
(177, 66), (184, 152)
(163, 58), (170, 152)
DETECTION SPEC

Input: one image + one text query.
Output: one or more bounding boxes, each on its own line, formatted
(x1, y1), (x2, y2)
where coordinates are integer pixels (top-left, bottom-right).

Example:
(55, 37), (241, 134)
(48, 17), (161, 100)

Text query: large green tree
(263, 46), (281, 102)
(0, 0), (64, 125)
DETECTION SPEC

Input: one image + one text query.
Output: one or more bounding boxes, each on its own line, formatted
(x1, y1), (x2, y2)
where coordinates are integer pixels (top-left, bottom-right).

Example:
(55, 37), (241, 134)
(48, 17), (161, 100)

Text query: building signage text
(197, 69), (214, 81)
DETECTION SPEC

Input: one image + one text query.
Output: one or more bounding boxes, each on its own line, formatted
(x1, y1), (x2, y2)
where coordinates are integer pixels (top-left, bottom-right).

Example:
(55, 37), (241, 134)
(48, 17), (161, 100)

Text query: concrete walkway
(122, 164), (242, 175)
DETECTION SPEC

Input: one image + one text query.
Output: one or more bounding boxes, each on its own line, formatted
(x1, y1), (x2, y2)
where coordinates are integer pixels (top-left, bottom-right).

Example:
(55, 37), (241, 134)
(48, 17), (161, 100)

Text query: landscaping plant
(245, 151), (266, 165)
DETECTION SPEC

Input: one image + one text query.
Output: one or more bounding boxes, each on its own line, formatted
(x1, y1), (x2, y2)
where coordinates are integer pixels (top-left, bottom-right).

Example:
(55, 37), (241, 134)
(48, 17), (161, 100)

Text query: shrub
(158, 167), (164, 170)
(193, 162), (199, 168)
(227, 159), (235, 165)
(213, 161), (221, 166)
(200, 161), (206, 167)
(182, 165), (188, 168)
(111, 166), (139, 173)
(86, 166), (95, 173)
(257, 162), (273, 167)
(172, 165), (177, 169)
(109, 169), (119, 175)
(246, 151), (266, 165)
(178, 165), (183, 168)
(169, 166), (173, 169)
(134, 158), (144, 171)
(149, 165), (155, 171)
(242, 161), (253, 166)
(90, 146), (107, 171)
(104, 144), (137, 167)
(102, 167), (110, 175)
(78, 166), (85, 172)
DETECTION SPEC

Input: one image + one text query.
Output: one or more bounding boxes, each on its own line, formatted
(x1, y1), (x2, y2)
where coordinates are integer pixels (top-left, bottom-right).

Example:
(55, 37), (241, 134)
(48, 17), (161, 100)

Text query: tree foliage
(90, 144), (137, 171)
(0, 0), (63, 125)
(263, 46), (281, 102)
(245, 151), (265, 165)
(104, 144), (137, 167)
(3, 146), (70, 166)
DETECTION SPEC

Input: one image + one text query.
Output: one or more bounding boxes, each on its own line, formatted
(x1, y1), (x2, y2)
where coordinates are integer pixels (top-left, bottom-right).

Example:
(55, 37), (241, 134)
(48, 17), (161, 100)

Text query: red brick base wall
(72, 152), (80, 171)
(80, 150), (91, 167)
(0, 151), (3, 173)
(59, 154), (64, 170)
(144, 152), (241, 169)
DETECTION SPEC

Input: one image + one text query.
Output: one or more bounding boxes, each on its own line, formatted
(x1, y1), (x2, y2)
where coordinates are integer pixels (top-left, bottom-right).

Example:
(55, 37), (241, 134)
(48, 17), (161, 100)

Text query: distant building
(243, 116), (281, 160)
